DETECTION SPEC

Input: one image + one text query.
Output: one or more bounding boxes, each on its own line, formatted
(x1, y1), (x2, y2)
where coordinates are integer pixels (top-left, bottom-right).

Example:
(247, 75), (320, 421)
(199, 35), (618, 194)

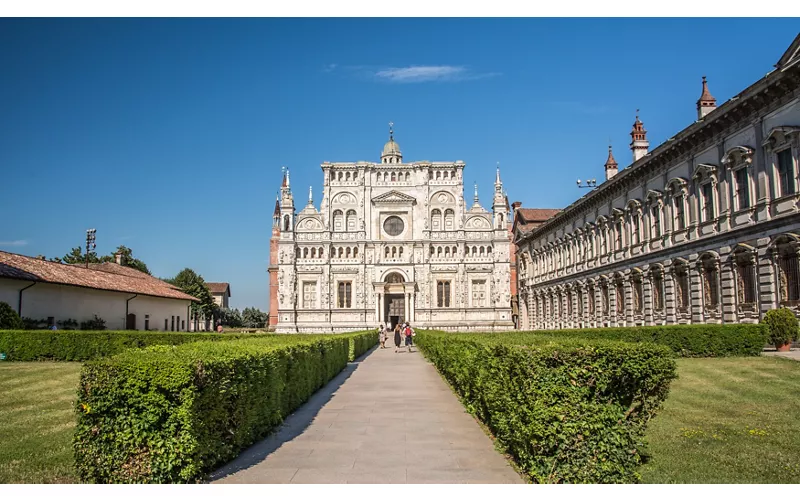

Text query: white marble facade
(272, 129), (514, 333)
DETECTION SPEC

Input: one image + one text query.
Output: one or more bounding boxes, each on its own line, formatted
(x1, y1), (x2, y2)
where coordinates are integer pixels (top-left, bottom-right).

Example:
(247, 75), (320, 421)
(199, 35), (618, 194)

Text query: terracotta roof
(697, 76), (716, 104)
(604, 145), (618, 169)
(206, 282), (231, 296)
(516, 208), (561, 222)
(0, 251), (198, 301)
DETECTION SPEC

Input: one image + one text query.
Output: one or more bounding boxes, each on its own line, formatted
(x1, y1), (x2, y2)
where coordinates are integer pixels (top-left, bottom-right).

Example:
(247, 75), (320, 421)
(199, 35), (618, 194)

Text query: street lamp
(577, 178), (597, 189)
(85, 229), (96, 268)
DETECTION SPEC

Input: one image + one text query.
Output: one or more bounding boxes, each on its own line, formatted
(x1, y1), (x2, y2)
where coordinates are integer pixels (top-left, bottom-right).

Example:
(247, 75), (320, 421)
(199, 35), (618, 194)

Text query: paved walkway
(763, 347), (800, 361)
(210, 344), (523, 484)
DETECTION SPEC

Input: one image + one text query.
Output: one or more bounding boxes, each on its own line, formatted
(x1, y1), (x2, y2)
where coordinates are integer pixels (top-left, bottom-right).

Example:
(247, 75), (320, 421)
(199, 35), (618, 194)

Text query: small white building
(0, 250), (197, 331)
(207, 282), (231, 310)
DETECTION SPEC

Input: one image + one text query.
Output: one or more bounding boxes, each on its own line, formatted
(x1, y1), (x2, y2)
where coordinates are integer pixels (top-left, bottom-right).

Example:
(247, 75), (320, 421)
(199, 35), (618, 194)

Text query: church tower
(279, 167), (295, 234)
(380, 122), (403, 164)
(630, 111), (649, 163)
(697, 76), (717, 119)
(268, 192), (281, 327)
(604, 145), (619, 181)
(492, 165), (508, 229)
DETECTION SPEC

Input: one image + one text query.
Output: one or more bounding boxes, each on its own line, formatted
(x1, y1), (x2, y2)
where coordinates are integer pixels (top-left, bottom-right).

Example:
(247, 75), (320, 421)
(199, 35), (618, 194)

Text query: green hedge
(0, 330), (379, 362)
(74, 335), (350, 483)
(0, 330), (243, 361)
(516, 323), (767, 357)
(415, 331), (677, 484)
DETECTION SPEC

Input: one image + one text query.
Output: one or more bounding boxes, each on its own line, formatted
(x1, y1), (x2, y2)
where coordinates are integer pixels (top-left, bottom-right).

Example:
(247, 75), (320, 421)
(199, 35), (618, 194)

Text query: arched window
(346, 247), (351, 258)
(452, 246), (457, 256)
(615, 277), (625, 316)
(700, 253), (720, 314)
(353, 247), (358, 258)
(436, 171), (441, 180)
(487, 246), (493, 255)
(338, 247), (343, 258)
(283, 215), (290, 231)
(451, 170), (456, 179)
(430, 245), (434, 256)
(346, 210), (357, 231)
(303, 248), (308, 258)
(650, 266), (665, 312)
(631, 271), (643, 314)
(431, 209), (442, 231)
(338, 172), (343, 181)
(311, 248), (316, 258)
(319, 247), (324, 258)
(333, 210), (343, 232)
(773, 235), (800, 305)
(399, 247), (404, 257)
(437, 246), (442, 257)
(296, 248), (301, 258)
(405, 172), (410, 181)
(385, 272), (404, 283)
(391, 247), (397, 258)
(673, 260), (690, 313)
(391, 172), (396, 182)
(445, 247), (450, 257)
(444, 209), (455, 230)
(733, 246), (757, 311)
(472, 246), (477, 256)
(385, 247), (390, 258)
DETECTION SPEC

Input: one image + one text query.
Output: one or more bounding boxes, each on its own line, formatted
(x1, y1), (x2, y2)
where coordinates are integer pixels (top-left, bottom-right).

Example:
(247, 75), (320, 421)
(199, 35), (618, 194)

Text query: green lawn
(641, 356), (800, 483)
(0, 362), (81, 483)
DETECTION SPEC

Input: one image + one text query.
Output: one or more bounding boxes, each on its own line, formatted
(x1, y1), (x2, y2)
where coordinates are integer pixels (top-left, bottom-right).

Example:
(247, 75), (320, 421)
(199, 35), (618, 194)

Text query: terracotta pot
(776, 342), (792, 352)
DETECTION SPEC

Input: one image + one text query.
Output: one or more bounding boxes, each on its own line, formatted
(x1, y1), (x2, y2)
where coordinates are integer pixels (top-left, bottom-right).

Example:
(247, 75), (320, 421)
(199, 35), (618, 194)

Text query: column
(664, 263), (677, 325)
(404, 293), (409, 322)
(689, 256), (703, 324)
(410, 292), (415, 322)
(643, 275), (653, 326)
(757, 237), (776, 318)
(375, 291), (380, 323)
(609, 282), (617, 327)
(720, 251), (737, 324)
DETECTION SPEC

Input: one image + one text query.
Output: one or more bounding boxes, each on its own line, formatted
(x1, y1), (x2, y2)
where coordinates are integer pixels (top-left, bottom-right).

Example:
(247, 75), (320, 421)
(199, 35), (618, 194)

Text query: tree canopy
(242, 307), (268, 328)
(50, 245), (150, 275)
(165, 268), (216, 319)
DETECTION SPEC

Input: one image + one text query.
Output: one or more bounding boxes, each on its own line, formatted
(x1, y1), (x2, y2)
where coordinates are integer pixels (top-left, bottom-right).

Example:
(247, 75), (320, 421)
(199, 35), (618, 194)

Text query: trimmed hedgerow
(415, 331), (677, 484)
(0, 330), (236, 361)
(345, 330), (379, 361)
(74, 335), (350, 483)
(514, 323), (767, 357)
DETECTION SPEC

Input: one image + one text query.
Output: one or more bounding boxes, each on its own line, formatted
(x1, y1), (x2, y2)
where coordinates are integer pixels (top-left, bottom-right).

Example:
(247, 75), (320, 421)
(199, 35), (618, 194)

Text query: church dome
(383, 137), (401, 156)
(381, 123), (403, 163)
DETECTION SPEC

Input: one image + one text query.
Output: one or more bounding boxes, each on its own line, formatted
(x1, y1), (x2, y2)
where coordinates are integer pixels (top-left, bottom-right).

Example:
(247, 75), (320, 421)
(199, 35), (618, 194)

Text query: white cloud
(323, 63), (338, 73)
(373, 65), (499, 83)
(0, 240), (28, 247)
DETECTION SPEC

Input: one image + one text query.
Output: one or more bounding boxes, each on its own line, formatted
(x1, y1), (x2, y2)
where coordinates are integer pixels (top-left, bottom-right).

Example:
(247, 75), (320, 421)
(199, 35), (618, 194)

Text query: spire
(281, 166), (290, 188)
(630, 110), (649, 163)
(308, 185), (313, 205)
(389, 121), (394, 142)
(605, 145), (619, 181)
(273, 192), (280, 217)
(696, 75), (717, 119)
(474, 182), (479, 204)
(495, 162), (501, 184)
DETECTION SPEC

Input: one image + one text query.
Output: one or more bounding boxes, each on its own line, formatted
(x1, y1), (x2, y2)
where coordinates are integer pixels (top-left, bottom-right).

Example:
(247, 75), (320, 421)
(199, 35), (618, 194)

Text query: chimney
(630, 111), (649, 163)
(511, 201), (522, 210)
(696, 76), (717, 120)
(114, 252), (123, 265)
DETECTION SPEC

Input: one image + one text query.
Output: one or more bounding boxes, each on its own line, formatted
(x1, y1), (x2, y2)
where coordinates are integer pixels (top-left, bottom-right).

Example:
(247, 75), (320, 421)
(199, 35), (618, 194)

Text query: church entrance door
(385, 294), (404, 329)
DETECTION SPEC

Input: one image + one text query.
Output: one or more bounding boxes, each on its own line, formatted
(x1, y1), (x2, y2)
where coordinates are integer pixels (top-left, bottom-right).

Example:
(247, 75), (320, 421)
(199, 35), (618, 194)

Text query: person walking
(378, 324), (386, 349)
(404, 322), (414, 352)
(394, 323), (402, 353)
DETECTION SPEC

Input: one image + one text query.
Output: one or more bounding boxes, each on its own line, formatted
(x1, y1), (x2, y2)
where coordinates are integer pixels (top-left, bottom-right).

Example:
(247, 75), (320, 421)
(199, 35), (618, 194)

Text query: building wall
(0, 278), (191, 330)
(274, 160), (514, 333)
(516, 81), (800, 330)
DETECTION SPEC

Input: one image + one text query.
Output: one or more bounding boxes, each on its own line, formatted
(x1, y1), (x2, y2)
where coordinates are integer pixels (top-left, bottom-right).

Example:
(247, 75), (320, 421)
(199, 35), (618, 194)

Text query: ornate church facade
(514, 34), (800, 330)
(268, 128), (515, 333)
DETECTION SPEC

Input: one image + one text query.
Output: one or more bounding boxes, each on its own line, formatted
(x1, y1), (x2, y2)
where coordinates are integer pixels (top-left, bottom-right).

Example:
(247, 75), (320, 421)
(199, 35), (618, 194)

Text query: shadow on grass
(206, 346), (377, 482)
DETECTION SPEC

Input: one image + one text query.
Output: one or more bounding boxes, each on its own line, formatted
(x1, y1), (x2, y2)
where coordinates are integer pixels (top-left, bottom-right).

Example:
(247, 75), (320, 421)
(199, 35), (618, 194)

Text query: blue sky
(1, 18), (797, 310)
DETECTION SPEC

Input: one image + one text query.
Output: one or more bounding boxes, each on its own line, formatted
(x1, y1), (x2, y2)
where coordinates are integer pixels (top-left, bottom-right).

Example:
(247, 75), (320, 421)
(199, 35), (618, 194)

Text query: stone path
(210, 343), (523, 484)
(763, 347), (800, 361)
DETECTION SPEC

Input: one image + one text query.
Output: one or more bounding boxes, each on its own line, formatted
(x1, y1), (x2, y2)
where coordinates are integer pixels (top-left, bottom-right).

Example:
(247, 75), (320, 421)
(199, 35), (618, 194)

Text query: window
(444, 209), (455, 230)
(652, 272), (664, 312)
(337, 281), (352, 308)
(735, 253), (757, 306)
(384, 216), (404, 236)
(171, 316), (175, 331)
(734, 167), (751, 209)
(164, 319), (168, 331)
(431, 209), (441, 231)
(437, 280), (451, 308)
(587, 286), (595, 315)
(701, 183), (715, 221)
(333, 210), (343, 231)
(615, 282), (625, 315)
(283, 215), (290, 231)
(778, 245), (800, 304)
(701, 258), (720, 310)
(567, 291), (573, 316)
(145, 315), (150, 331)
(633, 279), (643, 313)
(472, 280), (486, 307)
(632, 214), (640, 245)
(777, 148), (796, 196)
(675, 265), (690, 312)
(674, 194), (685, 230)
(615, 221), (623, 250)
(181, 320), (185, 331)
(346, 210), (356, 231)
(601, 283), (609, 314)
(651, 206), (661, 238)
(302, 281), (317, 309)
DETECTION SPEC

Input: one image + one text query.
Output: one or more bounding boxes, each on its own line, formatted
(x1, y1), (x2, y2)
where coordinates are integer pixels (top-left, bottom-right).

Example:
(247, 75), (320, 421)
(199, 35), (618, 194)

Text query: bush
(57, 318), (79, 330)
(80, 315), (106, 331)
(521, 323), (767, 357)
(0, 301), (23, 330)
(762, 308), (799, 347)
(415, 331), (677, 484)
(344, 330), (379, 361)
(74, 335), (350, 483)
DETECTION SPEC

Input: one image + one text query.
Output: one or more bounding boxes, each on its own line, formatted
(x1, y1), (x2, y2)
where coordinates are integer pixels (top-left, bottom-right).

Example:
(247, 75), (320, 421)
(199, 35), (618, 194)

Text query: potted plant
(762, 307), (798, 352)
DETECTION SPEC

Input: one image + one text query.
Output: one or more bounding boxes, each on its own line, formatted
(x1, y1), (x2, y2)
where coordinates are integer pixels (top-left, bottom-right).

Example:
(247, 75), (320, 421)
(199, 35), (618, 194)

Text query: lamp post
(85, 229), (96, 268)
(577, 178), (597, 190)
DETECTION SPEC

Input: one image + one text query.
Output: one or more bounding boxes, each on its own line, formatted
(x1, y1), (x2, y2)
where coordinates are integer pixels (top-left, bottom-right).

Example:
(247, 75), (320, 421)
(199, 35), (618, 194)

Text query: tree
(219, 308), (243, 328)
(57, 247), (100, 265)
(242, 307), (268, 328)
(98, 245), (150, 275)
(166, 268), (216, 327)
(0, 301), (23, 329)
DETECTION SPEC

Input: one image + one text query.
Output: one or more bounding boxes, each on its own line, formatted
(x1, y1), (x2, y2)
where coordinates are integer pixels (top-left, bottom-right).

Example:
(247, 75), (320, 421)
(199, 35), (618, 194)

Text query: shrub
(0, 301), (23, 330)
(74, 336), (350, 483)
(80, 315), (106, 331)
(762, 308), (799, 347)
(343, 330), (379, 361)
(415, 331), (677, 484)
(520, 323), (767, 357)
(57, 318), (79, 330)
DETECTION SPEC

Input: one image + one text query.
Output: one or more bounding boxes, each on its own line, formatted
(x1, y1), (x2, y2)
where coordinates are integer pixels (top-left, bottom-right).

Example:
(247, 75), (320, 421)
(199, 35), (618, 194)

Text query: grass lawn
(0, 362), (81, 483)
(641, 356), (800, 483)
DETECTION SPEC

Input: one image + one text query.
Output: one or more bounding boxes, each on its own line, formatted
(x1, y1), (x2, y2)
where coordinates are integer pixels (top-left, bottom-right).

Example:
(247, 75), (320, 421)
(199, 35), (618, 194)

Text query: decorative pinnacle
(474, 182), (479, 203)
(389, 121), (394, 141)
(496, 162), (501, 184)
(308, 185), (313, 204)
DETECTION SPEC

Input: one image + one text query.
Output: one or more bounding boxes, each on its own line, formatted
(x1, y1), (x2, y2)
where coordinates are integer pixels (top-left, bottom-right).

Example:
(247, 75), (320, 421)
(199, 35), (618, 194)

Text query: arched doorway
(383, 272), (406, 328)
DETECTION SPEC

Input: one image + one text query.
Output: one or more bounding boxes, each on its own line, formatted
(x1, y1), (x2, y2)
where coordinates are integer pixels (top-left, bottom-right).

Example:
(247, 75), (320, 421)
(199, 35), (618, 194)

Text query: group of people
(378, 321), (415, 352)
